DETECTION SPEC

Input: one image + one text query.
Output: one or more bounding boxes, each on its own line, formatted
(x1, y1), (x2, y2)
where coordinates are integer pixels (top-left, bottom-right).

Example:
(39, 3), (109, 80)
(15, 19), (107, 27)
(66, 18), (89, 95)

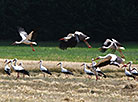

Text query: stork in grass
(121, 64), (135, 80)
(12, 27), (37, 51)
(38, 60), (52, 77)
(59, 31), (91, 50)
(8, 58), (30, 79)
(57, 62), (74, 75)
(4, 59), (11, 76)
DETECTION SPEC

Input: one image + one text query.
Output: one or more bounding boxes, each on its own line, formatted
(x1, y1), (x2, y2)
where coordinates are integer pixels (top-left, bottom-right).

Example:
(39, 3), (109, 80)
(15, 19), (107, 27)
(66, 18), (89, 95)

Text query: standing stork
(59, 31), (91, 50)
(81, 63), (95, 78)
(122, 64), (135, 80)
(8, 58), (29, 79)
(38, 60), (52, 77)
(127, 61), (138, 76)
(12, 27), (37, 51)
(57, 62), (73, 75)
(91, 54), (124, 80)
(91, 59), (106, 78)
(4, 59), (11, 76)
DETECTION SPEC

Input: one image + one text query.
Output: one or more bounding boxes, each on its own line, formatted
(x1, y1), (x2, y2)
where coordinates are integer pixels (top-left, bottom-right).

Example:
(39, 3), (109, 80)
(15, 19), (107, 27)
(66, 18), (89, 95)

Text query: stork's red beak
(11, 42), (16, 45)
(57, 63), (60, 66)
(59, 38), (64, 41)
(121, 64), (127, 68)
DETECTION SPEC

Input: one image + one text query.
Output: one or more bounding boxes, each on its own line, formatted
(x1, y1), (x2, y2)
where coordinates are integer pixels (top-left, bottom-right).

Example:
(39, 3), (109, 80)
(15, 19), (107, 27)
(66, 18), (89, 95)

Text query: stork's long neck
(40, 61), (42, 67)
(15, 41), (22, 44)
(14, 60), (17, 66)
(10, 61), (15, 69)
(124, 66), (128, 73)
(5, 61), (9, 66)
(60, 63), (63, 69)
(84, 64), (86, 71)
(128, 63), (132, 71)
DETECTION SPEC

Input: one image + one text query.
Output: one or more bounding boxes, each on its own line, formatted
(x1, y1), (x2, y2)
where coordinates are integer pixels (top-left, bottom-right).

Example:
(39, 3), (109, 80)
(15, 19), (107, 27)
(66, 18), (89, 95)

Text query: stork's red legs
(83, 40), (92, 48)
(30, 44), (35, 51)
(16, 72), (19, 79)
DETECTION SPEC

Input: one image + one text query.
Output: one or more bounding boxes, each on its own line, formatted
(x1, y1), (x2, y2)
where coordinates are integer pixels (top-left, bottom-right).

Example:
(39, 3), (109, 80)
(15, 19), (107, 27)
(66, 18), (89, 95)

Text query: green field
(0, 41), (138, 63)
(0, 41), (138, 102)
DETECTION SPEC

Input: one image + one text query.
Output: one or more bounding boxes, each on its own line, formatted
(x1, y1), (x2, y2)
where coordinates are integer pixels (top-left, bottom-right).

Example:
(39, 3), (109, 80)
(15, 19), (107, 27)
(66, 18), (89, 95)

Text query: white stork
(4, 59), (11, 75)
(59, 31), (91, 50)
(101, 38), (125, 50)
(91, 59), (106, 78)
(12, 27), (37, 51)
(8, 58), (30, 79)
(57, 62), (73, 75)
(99, 38), (125, 58)
(38, 60), (52, 77)
(127, 61), (138, 76)
(81, 63), (95, 78)
(121, 64), (135, 80)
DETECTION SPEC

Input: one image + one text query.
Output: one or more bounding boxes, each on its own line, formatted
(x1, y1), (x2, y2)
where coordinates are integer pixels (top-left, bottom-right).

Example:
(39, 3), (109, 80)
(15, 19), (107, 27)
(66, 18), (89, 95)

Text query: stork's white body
(57, 62), (73, 75)
(39, 60), (52, 76)
(14, 27), (37, 45)
(4, 59), (11, 75)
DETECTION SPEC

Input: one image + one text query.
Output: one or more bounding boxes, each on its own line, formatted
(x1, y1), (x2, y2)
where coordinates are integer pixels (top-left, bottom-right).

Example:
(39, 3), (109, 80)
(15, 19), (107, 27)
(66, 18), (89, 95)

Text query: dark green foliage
(0, 0), (138, 42)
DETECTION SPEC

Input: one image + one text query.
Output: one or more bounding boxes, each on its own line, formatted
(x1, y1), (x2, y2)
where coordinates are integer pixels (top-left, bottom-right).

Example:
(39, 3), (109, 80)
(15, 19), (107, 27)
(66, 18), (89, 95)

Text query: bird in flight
(12, 27), (37, 51)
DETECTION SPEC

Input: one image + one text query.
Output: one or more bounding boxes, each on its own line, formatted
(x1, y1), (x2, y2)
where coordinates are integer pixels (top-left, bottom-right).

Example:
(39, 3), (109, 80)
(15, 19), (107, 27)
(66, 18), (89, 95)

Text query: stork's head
(81, 63), (86, 66)
(19, 62), (23, 66)
(121, 64), (128, 68)
(127, 61), (133, 64)
(38, 60), (43, 63)
(4, 59), (8, 63)
(11, 41), (17, 45)
(7, 60), (12, 64)
(57, 62), (62, 66)
(13, 58), (17, 62)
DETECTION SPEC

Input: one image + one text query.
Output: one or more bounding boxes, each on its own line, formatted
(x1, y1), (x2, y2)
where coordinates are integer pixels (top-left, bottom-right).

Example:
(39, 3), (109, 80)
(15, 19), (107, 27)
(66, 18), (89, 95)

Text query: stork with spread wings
(12, 27), (37, 51)
(59, 31), (92, 50)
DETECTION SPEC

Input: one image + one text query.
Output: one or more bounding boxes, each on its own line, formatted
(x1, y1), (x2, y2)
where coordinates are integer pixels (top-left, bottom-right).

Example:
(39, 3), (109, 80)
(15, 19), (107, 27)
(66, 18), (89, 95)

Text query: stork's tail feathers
(5, 70), (11, 75)
(21, 70), (30, 76)
(68, 71), (74, 75)
(97, 71), (106, 78)
(42, 70), (52, 75)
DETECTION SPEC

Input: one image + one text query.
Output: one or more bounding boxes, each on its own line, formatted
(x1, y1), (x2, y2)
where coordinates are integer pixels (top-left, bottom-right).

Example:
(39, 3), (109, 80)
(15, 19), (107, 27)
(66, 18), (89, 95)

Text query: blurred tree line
(0, 0), (138, 42)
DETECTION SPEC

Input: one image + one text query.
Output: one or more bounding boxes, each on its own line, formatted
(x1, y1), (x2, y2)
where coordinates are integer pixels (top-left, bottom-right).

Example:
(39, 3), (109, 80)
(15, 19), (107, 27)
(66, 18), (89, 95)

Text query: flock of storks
(3, 27), (138, 80)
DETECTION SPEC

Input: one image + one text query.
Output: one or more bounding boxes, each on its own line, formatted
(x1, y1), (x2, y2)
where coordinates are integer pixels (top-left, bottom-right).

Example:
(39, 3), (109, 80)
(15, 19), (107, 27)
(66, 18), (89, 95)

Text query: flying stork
(12, 27), (37, 51)
(99, 38), (125, 58)
(59, 31), (91, 50)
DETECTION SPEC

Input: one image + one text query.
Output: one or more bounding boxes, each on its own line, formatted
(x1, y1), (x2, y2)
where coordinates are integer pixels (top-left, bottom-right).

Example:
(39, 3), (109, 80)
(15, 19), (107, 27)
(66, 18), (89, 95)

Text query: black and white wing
(112, 38), (125, 50)
(18, 27), (28, 41)
(59, 35), (77, 50)
(74, 31), (90, 41)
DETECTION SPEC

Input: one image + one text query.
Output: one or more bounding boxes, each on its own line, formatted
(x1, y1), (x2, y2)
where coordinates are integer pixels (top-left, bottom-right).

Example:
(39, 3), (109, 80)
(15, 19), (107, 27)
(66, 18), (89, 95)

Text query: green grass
(0, 41), (138, 63)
